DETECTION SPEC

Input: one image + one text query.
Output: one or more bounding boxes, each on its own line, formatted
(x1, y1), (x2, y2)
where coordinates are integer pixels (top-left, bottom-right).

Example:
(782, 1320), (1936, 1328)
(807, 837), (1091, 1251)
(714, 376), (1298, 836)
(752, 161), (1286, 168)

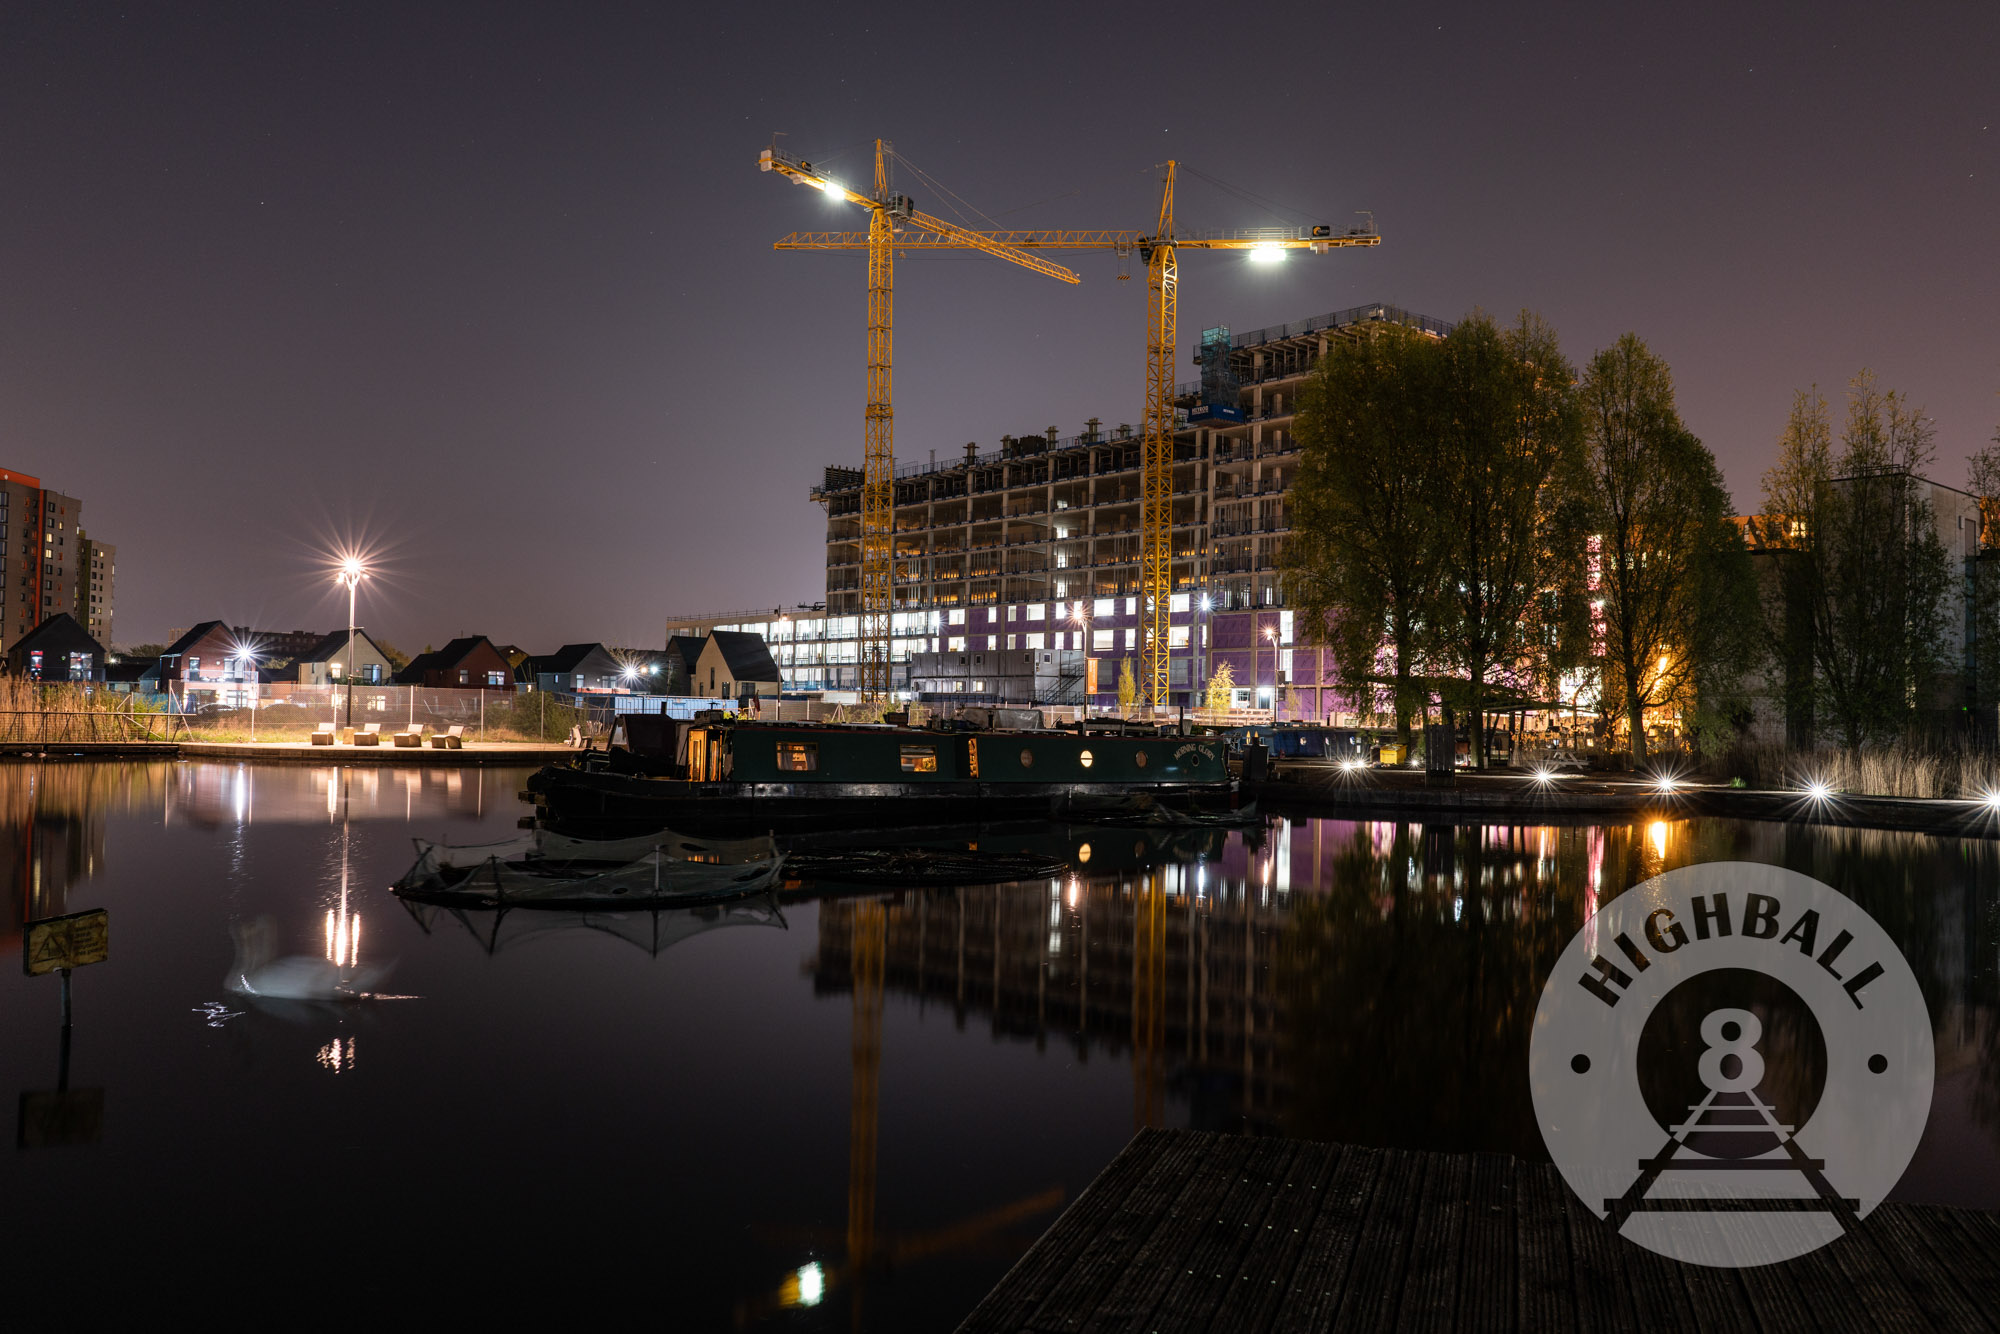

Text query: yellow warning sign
(24, 909), (109, 977)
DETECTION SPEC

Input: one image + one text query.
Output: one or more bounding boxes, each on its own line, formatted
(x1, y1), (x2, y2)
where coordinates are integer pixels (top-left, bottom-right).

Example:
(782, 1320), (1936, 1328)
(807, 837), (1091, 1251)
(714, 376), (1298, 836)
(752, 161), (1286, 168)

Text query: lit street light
(334, 556), (368, 731)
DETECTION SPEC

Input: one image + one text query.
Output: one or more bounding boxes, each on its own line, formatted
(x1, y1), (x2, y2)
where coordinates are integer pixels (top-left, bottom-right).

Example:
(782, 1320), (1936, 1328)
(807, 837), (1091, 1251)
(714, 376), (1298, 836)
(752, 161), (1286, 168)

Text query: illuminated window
(1079, 749), (1094, 768)
(1025, 633), (1044, 650)
(899, 745), (938, 773)
(1026, 605), (1044, 622)
(777, 742), (818, 772)
(1092, 629), (1113, 651)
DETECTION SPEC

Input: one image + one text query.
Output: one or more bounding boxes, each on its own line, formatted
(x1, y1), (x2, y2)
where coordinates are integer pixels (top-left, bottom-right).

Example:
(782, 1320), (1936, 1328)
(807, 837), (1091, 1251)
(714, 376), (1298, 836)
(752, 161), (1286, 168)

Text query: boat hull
(526, 766), (1234, 835)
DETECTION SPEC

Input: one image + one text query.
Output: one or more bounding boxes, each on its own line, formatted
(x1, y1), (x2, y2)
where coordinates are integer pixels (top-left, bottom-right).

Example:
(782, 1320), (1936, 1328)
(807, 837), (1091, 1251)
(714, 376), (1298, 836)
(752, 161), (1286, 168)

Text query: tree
(1117, 657), (1137, 713)
(1283, 323), (1449, 748)
(1425, 313), (1590, 767)
(1577, 334), (1760, 763)
(1204, 662), (1236, 713)
(1756, 372), (1951, 746)
(373, 639), (413, 671)
(122, 642), (167, 658)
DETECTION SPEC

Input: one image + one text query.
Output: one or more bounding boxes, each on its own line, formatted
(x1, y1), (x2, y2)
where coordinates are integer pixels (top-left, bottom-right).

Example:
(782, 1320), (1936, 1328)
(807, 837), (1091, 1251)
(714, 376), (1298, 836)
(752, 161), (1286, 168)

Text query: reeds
(1714, 738), (2000, 799)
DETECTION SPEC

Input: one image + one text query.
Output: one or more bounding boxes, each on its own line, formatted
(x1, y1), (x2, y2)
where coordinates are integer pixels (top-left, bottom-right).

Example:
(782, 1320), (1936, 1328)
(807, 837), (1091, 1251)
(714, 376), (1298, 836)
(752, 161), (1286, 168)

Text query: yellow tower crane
(774, 161), (1379, 710)
(760, 141), (1081, 700)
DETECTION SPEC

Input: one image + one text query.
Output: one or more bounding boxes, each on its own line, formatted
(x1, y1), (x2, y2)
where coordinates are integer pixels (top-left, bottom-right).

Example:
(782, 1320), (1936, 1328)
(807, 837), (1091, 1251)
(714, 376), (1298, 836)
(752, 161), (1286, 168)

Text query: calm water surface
(3, 761), (1997, 1327)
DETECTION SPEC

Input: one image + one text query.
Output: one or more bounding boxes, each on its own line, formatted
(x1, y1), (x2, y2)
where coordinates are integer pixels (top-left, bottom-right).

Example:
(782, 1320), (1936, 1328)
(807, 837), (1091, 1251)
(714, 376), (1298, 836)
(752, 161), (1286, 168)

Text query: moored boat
(527, 721), (1233, 835)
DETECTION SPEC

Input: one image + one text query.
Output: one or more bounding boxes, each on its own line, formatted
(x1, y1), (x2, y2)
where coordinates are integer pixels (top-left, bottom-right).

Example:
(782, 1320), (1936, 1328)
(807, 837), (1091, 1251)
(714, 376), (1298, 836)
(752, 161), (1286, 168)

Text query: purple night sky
(3, 3), (1994, 651)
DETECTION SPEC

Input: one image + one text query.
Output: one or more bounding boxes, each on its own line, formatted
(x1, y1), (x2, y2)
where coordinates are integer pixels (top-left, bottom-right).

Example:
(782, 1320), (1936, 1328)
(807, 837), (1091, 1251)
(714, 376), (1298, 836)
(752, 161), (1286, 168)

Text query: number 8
(1698, 1007), (1765, 1092)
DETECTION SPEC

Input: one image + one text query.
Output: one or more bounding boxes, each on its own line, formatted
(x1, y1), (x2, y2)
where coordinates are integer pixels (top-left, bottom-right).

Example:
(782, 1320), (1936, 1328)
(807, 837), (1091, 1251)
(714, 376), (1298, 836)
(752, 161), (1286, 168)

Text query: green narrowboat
(528, 722), (1232, 834)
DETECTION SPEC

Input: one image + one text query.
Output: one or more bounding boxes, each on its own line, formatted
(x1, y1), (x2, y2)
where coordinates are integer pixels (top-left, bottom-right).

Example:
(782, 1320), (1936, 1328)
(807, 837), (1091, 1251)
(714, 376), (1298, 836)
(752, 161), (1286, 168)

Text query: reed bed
(1715, 739), (2000, 800)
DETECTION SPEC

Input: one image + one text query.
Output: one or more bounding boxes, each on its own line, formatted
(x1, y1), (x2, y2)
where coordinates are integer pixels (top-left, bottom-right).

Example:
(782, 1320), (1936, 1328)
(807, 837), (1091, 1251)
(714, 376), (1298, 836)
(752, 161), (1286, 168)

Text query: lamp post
(1257, 623), (1278, 720)
(334, 557), (367, 730)
(236, 650), (259, 742)
(1195, 591), (1212, 712)
(1073, 602), (1091, 714)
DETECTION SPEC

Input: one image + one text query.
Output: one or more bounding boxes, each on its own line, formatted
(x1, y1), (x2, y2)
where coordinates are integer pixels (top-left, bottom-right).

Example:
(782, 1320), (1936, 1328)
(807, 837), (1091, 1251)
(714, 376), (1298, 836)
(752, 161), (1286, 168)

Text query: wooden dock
(958, 1129), (2000, 1332)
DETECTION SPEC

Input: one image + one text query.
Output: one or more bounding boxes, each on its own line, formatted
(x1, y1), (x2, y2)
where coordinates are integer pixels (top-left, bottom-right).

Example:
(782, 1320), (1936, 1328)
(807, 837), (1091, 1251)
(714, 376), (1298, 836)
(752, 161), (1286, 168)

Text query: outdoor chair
(392, 723), (426, 748)
(310, 723), (336, 746)
(353, 723), (383, 746)
(429, 724), (466, 750)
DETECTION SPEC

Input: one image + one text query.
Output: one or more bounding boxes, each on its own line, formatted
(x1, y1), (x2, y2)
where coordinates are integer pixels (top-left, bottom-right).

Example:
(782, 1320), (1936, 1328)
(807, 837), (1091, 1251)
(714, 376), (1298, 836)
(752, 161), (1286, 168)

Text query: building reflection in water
(0, 763), (173, 955)
(811, 816), (2000, 1165)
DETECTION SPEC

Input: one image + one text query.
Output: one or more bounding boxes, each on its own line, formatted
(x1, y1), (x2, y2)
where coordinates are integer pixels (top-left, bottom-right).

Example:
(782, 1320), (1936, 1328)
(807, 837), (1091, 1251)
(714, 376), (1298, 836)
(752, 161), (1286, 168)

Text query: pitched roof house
(393, 636), (515, 689)
(9, 613), (106, 682)
(292, 629), (396, 687)
(692, 630), (782, 700)
(521, 643), (626, 692)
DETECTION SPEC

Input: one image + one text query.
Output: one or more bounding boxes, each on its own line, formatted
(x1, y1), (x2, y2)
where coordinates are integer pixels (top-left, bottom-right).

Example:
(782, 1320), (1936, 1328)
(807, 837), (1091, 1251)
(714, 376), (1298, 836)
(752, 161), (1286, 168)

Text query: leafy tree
(1425, 313), (1590, 767)
(1577, 334), (1759, 763)
(373, 638), (413, 671)
(1283, 323), (1449, 748)
(1756, 372), (1951, 746)
(1204, 662), (1236, 713)
(1117, 657), (1137, 712)
(122, 643), (167, 658)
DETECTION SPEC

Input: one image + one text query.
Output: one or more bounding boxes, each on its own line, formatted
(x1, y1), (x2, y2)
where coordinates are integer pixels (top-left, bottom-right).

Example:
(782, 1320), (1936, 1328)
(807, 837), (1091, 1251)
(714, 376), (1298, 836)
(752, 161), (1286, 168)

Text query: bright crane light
(817, 177), (845, 196)
(1249, 244), (1287, 264)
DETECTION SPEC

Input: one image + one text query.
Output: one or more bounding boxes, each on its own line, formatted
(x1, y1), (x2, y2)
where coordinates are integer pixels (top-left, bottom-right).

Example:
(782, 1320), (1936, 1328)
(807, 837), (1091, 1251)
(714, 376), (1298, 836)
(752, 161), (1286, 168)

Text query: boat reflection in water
(397, 892), (787, 957)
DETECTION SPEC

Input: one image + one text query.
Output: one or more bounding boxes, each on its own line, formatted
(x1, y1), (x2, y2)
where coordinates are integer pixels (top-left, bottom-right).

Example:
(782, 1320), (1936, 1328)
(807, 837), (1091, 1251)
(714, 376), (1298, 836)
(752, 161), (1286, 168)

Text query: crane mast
(761, 140), (1079, 700)
(774, 163), (1379, 713)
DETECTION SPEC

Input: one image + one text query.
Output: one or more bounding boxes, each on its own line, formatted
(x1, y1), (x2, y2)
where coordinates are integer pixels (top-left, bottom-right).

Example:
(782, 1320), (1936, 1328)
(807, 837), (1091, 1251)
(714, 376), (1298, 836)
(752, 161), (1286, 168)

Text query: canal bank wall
(1256, 771), (2000, 840)
(0, 740), (571, 766)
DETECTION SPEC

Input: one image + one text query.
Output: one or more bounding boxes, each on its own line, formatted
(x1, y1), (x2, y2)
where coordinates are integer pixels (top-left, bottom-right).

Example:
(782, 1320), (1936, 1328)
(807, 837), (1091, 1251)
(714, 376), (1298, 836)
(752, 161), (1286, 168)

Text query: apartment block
(1, 469), (119, 659)
(801, 302), (1452, 710)
(77, 529), (116, 647)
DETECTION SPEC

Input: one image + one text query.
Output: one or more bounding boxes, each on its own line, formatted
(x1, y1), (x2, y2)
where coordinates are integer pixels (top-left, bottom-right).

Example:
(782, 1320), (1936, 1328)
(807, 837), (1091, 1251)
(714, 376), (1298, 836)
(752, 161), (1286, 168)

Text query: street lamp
(334, 556), (368, 730)
(1258, 624), (1278, 719)
(235, 648), (260, 742)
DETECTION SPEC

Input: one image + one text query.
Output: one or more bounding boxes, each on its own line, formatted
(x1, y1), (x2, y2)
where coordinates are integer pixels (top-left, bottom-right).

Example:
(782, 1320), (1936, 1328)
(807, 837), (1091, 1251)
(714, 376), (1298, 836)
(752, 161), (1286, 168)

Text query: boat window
(1080, 749), (1095, 769)
(900, 745), (938, 773)
(777, 742), (818, 772)
(1019, 749), (1034, 769)
(1134, 750), (1148, 768)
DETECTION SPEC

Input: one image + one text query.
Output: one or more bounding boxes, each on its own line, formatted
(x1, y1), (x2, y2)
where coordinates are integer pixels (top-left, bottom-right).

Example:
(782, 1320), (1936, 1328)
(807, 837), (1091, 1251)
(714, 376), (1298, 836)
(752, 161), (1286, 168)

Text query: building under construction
(798, 302), (1452, 710)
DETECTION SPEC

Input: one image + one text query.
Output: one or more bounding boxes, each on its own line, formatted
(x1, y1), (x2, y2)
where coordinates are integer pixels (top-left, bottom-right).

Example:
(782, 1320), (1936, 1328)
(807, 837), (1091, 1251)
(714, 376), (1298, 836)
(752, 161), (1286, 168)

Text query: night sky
(4, 3), (1994, 651)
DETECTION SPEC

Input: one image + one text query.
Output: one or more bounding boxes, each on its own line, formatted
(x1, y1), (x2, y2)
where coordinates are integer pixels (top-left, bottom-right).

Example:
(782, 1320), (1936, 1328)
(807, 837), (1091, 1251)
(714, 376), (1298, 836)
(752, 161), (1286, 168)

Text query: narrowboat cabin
(529, 722), (1232, 834)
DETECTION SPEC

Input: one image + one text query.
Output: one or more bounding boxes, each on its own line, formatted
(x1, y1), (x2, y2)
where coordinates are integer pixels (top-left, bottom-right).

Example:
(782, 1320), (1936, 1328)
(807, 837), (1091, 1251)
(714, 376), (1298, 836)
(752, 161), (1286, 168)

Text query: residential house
(8, 613), (106, 682)
(521, 643), (626, 693)
(394, 636), (516, 690)
(664, 636), (706, 695)
(691, 630), (782, 701)
(156, 621), (261, 686)
(293, 629), (396, 687)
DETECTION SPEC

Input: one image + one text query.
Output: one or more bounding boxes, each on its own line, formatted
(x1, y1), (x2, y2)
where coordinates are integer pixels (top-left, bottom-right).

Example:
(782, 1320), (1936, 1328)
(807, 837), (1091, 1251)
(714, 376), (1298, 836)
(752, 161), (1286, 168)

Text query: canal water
(2, 761), (1996, 1327)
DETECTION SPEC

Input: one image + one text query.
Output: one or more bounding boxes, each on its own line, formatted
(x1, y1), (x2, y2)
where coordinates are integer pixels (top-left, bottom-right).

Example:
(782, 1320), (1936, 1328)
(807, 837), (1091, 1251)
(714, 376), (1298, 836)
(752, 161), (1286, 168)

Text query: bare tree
(1579, 334), (1757, 763)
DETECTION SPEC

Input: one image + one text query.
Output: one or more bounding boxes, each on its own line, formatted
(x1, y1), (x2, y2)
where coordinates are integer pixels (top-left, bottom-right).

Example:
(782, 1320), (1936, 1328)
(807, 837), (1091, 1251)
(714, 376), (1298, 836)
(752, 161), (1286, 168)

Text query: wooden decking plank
(961, 1130), (2000, 1334)
(1270, 1145), (1382, 1334)
(1672, 1261), (1758, 1333)
(1147, 1136), (1304, 1334)
(1214, 1142), (1347, 1334)
(1453, 1153), (1517, 1332)
(957, 1128), (1171, 1334)
(1011, 1129), (1217, 1334)
(1078, 1132), (1264, 1334)
(1598, 1223), (1698, 1334)
(1889, 1206), (2000, 1329)
(1395, 1148), (1471, 1333)
(1853, 1206), (1996, 1333)
(1329, 1146), (1428, 1332)
(1513, 1163), (1577, 1333)
(1813, 1219), (1929, 1333)
(1559, 1186), (1640, 1331)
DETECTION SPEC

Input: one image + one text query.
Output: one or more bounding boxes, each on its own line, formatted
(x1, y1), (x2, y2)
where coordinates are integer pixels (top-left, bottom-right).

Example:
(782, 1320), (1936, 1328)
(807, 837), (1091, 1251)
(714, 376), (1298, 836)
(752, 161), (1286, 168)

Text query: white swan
(226, 918), (391, 1001)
